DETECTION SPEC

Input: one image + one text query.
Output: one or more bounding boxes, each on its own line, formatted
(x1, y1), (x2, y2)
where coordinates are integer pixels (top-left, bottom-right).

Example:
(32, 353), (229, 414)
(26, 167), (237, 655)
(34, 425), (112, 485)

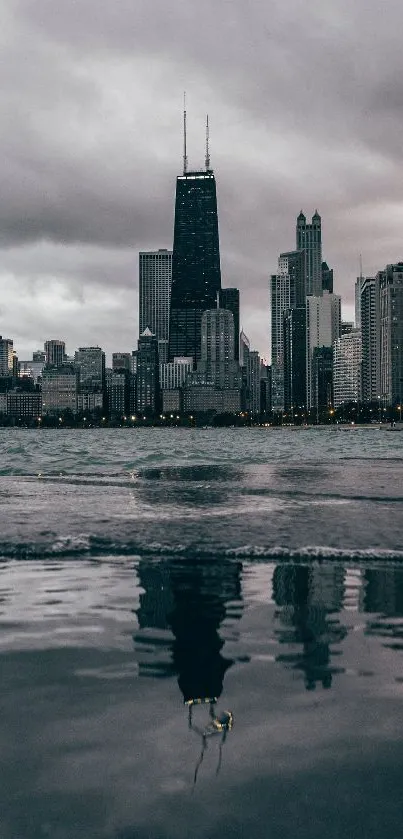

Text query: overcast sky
(1, 0), (403, 362)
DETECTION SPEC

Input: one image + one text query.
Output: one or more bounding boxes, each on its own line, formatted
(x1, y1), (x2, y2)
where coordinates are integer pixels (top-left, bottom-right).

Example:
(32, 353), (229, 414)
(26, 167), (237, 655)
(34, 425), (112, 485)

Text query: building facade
(0, 336), (14, 378)
(74, 347), (105, 394)
(333, 330), (362, 408)
(136, 328), (161, 416)
(139, 249), (172, 364)
(283, 307), (307, 412)
(379, 264), (403, 405)
(306, 292), (341, 408)
(41, 364), (79, 415)
(296, 210), (323, 296)
(169, 170), (221, 363)
(219, 288), (240, 360)
(44, 340), (66, 367)
(360, 277), (380, 404)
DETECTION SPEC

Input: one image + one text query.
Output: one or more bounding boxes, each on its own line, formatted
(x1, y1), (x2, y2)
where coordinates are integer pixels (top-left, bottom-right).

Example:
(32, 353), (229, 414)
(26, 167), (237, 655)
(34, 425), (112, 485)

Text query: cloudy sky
(1, 0), (403, 362)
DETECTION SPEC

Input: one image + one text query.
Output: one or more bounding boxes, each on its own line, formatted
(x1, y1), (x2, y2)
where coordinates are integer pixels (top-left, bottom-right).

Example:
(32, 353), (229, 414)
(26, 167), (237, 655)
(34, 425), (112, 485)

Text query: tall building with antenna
(168, 105), (222, 363)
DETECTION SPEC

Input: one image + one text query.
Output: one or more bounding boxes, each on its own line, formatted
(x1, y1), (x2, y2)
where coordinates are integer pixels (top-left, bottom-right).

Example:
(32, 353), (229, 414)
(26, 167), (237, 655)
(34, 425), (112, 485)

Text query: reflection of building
(135, 556), (243, 704)
(362, 568), (403, 617)
(273, 564), (346, 690)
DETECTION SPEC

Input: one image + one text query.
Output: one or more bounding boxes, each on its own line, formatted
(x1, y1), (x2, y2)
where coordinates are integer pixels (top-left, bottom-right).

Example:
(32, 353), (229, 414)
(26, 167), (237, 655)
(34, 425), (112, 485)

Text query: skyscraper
(283, 308), (307, 411)
(219, 288), (240, 360)
(306, 292), (341, 408)
(270, 267), (291, 411)
(139, 249), (172, 364)
(278, 250), (306, 307)
(296, 211), (323, 296)
(201, 309), (235, 363)
(321, 261), (334, 293)
(74, 347), (105, 393)
(0, 336), (13, 378)
(44, 340), (66, 367)
(333, 330), (362, 408)
(379, 263), (403, 405)
(135, 328), (161, 416)
(168, 165), (221, 363)
(355, 275), (365, 328)
(360, 277), (380, 404)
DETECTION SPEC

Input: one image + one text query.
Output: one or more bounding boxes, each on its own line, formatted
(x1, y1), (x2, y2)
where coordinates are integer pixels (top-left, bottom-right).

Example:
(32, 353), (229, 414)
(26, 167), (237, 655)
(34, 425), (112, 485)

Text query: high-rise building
(219, 288), (240, 360)
(283, 308), (307, 411)
(74, 347), (105, 393)
(112, 353), (132, 372)
(168, 168), (221, 363)
(321, 262), (334, 293)
(270, 270), (290, 411)
(239, 330), (250, 410)
(139, 249), (172, 364)
(355, 275), (365, 328)
(260, 363), (272, 415)
(333, 330), (362, 408)
(41, 364), (79, 415)
(0, 336), (14, 378)
(278, 250), (306, 307)
(296, 211), (323, 297)
(312, 347), (334, 413)
(44, 340), (66, 367)
(341, 321), (354, 335)
(360, 277), (380, 404)
(248, 350), (261, 416)
(201, 309), (235, 363)
(160, 357), (193, 390)
(106, 369), (130, 418)
(306, 292), (341, 408)
(379, 263), (403, 406)
(136, 328), (161, 416)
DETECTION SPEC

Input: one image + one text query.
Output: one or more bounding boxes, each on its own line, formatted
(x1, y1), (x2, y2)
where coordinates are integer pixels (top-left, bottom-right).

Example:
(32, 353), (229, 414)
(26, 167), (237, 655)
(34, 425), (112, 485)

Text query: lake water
(1, 427), (403, 838)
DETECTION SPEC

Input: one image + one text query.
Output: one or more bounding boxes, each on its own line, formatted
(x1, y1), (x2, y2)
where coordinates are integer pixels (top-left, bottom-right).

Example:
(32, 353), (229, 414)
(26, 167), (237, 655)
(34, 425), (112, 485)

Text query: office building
(270, 269), (290, 411)
(260, 363), (272, 415)
(306, 292), (341, 408)
(284, 308), (307, 412)
(312, 347), (334, 412)
(136, 328), (161, 416)
(160, 357), (193, 390)
(201, 308), (235, 363)
(44, 340), (66, 367)
(41, 364), (79, 415)
(0, 337), (14, 378)
(322, 261), (334, 293)
(248, 350), (261, 415)
(74, 347), (105, 393)
(19, 359), (45, 384)
(341, 321), (354, 335)
(219, 288), (240, 360)
(7, 390), (42, 419)
(112, 352), (132, 372)
(168, 166), (221, 363)
(278, 250), (306, 308)
(333, 329), (362, 408)
(355, 275), (365, 328)
(360, 277), (380, 404)
(296, 211), (323, 296)
(379, 263), (403, 405)
(139, 249), (172, 364)
(106, 369), (130, 418)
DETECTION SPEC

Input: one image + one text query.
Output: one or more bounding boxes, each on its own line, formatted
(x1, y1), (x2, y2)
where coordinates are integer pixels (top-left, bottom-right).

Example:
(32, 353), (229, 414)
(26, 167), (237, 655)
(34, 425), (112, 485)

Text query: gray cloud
(2, 0), (403, 358)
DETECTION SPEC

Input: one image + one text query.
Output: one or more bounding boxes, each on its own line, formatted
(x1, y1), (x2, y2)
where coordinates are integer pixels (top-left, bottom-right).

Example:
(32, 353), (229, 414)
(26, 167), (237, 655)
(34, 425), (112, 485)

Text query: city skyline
(1, 1), (403, 360)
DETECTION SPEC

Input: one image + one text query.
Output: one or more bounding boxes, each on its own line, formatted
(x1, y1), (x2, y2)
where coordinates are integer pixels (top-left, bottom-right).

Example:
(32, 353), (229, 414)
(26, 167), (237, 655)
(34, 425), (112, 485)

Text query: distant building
(260, 363), (272, 415)
(379, 263), (403, 405)
(322, 261), (334, 293)
(355, 275), (365, 328)
(283, 308), (307, 412)
(74, 347), (105, 394)
(312, 347), (333, 413)
(162, 389), (182, 413)
(44, 340), (66, 367)
(219, 288), (240, 361)
(169, 169), (221, 363)
(106, 369), (130, 418)
(296, 210), (322, 296)
(136, 328), (161, 416)
(76, 391), (104, 414)
(0, 336), (14, 377)
(201, 309), (235, 363)
(19, 359), (45, 384)
(306, 292), (341, 408)
(360, 277), (379, 404)
(112, 352), (132, 372)
(7, 390), (42, 419)
(33, 350), (46, 363)
(333, 330), (362, 408)
(160, 357), (193, 390)
(270, 269), (290, 411)
(239, 330), (250, 410)
(139, 249), (172, 364)
(42, 364), (79, 415)
(341, 321), (354, 335)
(248, 350), (261, 415)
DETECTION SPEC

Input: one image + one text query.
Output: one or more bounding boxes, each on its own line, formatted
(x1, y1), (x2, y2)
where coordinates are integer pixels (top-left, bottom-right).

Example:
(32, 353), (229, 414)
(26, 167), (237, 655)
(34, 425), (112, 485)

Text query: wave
(1, 535), (403, 564)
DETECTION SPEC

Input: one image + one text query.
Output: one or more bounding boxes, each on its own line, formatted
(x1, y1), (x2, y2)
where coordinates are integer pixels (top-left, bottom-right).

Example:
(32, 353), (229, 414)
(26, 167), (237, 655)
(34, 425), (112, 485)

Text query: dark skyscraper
(283, 307), (307, 411)
(219, 288), (240, 360)
(168, 169), (222, 364)
(296, 211), (322, 296)
(135, 327), (161, 416)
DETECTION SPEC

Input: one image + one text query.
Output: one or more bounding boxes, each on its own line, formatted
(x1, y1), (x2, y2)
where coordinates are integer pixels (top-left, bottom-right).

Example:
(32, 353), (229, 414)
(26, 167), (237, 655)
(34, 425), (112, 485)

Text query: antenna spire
(183, 92), (188, 175)
(205, 114), (210, 170)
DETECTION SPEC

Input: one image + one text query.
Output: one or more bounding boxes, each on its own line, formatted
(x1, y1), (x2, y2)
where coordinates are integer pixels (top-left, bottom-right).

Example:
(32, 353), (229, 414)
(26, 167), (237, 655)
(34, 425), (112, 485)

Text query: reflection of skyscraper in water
(363, 569), (403, 647)
(273, 564), (347, 690)
(135, 558), (243, 700)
